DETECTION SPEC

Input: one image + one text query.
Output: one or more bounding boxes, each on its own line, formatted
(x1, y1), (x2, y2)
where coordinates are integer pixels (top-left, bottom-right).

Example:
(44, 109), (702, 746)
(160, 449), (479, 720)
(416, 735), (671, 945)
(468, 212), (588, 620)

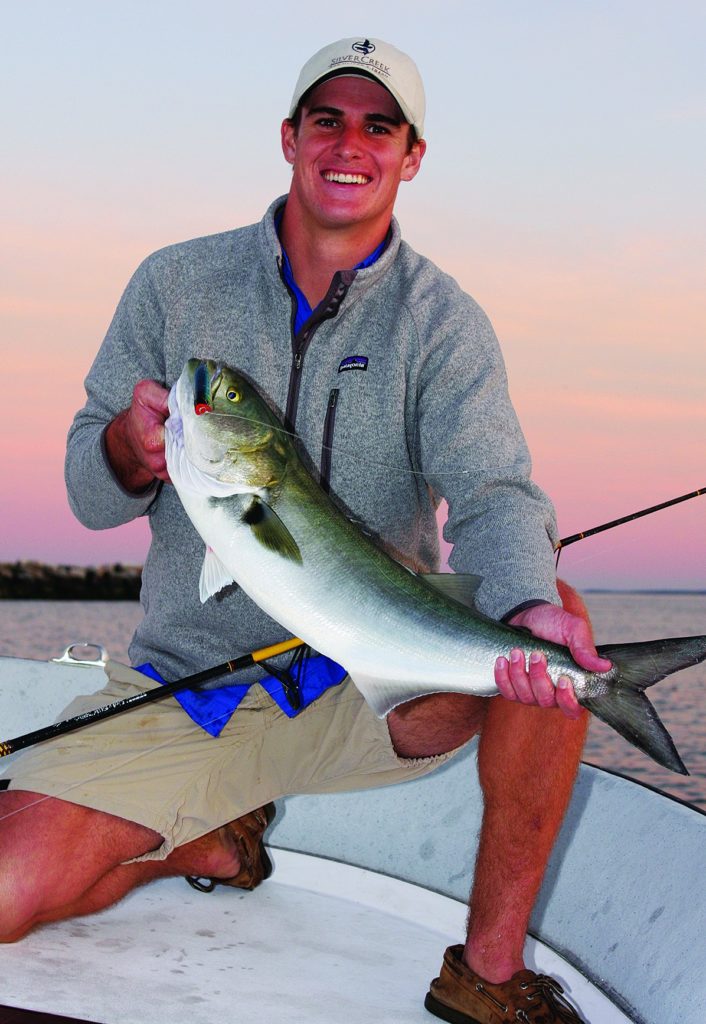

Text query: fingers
(555, 675), (583, 719)
(133, 378), (170, 415)
(509, 603), (613, 676)
(527, 651), (559, 707)
(494, 649), (583, 719)
(567, 629), (613, 673)
(559, 615), (612, 673)
(494, 655), (515, 701)
(126, 381), (172, 482)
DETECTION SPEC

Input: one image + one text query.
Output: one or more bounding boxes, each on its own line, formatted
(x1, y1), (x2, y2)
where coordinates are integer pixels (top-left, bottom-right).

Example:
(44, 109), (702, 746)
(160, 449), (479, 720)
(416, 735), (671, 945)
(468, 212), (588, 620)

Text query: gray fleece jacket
(65, 197), (560, 684)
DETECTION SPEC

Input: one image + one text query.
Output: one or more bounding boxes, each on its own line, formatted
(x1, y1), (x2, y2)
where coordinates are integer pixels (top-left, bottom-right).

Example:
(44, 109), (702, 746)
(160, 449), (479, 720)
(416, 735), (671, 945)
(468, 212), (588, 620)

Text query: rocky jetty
(0, 561), (142, 600)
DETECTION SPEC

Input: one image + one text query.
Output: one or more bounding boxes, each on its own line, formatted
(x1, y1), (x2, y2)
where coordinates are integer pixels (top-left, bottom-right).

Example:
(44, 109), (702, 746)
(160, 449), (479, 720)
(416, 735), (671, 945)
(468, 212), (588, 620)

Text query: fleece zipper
(320, 388), (340, 493)
(276, 263), (355, 432)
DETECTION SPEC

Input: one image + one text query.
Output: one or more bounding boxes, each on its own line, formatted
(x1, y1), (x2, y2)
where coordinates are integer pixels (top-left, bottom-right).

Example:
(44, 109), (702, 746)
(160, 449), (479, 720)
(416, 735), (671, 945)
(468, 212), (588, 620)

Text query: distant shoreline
(0, 562), (703, 600)
(583, 589), (706, 595)
(0, 562), (142, 600)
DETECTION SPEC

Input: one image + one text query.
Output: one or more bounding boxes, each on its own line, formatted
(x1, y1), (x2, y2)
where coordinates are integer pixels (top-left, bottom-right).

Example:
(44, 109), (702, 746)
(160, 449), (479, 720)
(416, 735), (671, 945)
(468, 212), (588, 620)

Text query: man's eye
(317, 117), (338, 128)
(367, 124), (390, 135)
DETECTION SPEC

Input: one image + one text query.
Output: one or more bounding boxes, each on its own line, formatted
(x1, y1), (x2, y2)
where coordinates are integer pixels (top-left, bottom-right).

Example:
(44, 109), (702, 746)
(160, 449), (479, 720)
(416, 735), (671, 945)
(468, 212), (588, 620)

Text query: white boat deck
(1, 849), (631, 1024)
(1, 651), (705, 1024)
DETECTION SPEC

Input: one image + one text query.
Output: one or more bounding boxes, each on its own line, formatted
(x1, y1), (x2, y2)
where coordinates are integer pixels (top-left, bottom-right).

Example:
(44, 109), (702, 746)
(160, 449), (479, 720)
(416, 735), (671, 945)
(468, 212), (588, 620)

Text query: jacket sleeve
(412, 288), (560, 621)
(64, 257), (167, 529)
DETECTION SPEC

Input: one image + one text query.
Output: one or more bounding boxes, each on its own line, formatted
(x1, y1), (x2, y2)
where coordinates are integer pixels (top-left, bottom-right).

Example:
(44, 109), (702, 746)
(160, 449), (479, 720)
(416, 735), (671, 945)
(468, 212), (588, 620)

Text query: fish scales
(165, 359), (706, 774)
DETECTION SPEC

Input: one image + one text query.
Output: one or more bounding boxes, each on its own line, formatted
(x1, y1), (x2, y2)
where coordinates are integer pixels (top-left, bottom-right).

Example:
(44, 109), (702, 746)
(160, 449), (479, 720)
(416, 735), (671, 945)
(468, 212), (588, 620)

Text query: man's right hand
(104, 380), (171, 493)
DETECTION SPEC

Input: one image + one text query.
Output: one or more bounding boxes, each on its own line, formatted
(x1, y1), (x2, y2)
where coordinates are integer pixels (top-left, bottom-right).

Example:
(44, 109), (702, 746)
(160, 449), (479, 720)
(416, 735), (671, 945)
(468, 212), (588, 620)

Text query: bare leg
(464, 695), (588, 980)
(387, 691), (487, 758)
(464, 580), (591, 980)
(389, 580), (591, 983)
(0, 791), (241, 941)
(390, 693), (587, 981)
(2, 581), (591, 968)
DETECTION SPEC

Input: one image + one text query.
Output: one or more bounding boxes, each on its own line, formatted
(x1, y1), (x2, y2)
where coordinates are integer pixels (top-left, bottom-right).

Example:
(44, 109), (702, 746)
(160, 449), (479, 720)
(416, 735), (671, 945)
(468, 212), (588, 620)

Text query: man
(0, 38), (609, 1023)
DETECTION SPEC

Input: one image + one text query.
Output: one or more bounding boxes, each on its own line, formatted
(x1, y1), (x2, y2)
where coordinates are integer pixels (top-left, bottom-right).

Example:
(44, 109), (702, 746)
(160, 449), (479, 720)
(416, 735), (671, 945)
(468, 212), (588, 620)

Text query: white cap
(288, 37), (426, 139)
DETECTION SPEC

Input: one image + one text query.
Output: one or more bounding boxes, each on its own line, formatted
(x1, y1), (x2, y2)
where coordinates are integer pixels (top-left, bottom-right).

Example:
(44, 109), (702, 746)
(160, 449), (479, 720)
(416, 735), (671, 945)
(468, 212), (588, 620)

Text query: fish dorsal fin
(199, 545), (236, 603)
(242, 496), (302, 564)
(422, 573), (483, 611)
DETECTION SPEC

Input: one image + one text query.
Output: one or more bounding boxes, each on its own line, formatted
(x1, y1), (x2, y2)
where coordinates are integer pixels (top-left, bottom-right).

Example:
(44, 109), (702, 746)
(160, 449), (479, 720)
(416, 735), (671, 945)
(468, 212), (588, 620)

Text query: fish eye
(226, 388), (241, 403)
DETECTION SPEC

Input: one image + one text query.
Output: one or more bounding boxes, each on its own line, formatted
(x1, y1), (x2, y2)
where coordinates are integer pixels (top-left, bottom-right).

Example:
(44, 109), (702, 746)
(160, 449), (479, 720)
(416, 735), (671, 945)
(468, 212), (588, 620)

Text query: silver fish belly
(164, 359), (706, 775)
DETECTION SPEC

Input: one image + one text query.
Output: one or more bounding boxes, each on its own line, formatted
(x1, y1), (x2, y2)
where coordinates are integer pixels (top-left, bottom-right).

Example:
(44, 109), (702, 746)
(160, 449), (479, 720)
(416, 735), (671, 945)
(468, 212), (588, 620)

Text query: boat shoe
(186, 802), (275, 892)
(425, 944), (585, 1024)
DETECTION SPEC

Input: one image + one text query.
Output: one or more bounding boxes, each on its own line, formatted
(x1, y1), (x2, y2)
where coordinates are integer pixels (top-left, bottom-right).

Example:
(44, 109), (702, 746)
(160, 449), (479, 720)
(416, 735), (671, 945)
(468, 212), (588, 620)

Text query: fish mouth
(189, 360), (253, 419)
(187, 359), (220, 415)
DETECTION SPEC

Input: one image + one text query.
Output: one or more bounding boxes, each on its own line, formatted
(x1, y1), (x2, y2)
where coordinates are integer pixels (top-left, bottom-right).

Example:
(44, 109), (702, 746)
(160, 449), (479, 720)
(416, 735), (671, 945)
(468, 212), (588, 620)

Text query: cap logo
(351, 39), (376, 56)
(289, 37), (425, 138)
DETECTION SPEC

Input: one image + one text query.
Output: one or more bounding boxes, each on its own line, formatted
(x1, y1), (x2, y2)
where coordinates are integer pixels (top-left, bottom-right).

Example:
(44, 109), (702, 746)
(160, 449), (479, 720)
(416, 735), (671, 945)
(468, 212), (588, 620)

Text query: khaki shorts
(5, 661), (458, 862)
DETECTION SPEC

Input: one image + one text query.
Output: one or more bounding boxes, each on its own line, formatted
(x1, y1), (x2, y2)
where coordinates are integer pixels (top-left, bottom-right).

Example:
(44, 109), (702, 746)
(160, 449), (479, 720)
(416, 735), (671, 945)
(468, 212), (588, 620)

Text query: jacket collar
(258, 195), (403, 299)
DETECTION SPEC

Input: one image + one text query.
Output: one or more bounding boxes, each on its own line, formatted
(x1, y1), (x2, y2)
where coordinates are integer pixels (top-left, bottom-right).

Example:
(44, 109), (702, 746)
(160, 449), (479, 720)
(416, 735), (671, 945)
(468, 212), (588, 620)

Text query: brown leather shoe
(186, 803), (275, 893)
(425, 944), (586, 1023)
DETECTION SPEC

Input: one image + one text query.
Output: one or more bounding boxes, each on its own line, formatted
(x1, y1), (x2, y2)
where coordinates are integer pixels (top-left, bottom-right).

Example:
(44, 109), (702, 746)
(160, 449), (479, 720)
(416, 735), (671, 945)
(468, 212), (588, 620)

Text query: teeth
(323, 172), (370, 185)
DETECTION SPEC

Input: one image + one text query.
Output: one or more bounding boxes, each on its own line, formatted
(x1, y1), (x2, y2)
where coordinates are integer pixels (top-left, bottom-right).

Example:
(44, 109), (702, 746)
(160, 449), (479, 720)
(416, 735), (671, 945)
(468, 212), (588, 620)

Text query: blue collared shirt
(276, 210), (389, 334)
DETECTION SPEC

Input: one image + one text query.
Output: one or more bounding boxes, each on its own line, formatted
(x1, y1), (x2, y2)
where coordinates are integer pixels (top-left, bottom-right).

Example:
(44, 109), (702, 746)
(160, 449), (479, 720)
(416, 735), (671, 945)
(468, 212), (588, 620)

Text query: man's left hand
(494, 604), (612, 719)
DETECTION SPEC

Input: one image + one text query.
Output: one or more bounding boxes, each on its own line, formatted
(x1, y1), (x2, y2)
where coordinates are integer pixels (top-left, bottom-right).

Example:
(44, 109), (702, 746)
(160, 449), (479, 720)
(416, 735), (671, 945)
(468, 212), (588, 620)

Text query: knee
(388, 692), (486, 758)
(0, 866), (41, 941)
(0, 791), (72, 940)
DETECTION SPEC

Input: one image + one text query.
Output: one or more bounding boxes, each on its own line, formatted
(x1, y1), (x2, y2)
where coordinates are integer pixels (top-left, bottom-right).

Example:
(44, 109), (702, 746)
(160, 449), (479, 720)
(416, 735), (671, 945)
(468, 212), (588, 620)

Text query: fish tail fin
(582, 636), (706, 776)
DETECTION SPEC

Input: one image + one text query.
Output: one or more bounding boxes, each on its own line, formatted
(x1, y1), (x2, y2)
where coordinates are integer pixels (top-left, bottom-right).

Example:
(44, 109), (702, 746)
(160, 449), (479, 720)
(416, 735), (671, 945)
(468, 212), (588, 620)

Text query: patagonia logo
(338, 356), (368, 373)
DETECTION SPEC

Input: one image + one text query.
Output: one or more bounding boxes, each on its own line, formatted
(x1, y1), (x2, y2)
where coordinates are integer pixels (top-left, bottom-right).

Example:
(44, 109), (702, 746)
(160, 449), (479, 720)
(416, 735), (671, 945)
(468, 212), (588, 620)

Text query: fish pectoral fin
(349, 673), (441, 719)
(199, 546), (236, 602)
(242, 497), (302, 564)
(422, 572), (483, 611)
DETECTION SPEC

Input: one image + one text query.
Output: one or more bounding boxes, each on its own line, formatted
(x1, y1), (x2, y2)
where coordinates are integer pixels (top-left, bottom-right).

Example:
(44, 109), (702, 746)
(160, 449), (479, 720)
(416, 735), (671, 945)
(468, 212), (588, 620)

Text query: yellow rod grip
(251, 636), (304, 664)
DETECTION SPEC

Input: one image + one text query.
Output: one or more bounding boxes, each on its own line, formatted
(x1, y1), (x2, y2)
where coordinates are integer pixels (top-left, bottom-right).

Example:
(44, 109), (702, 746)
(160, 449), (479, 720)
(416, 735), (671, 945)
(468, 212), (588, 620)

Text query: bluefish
(164, 359), (706, 775)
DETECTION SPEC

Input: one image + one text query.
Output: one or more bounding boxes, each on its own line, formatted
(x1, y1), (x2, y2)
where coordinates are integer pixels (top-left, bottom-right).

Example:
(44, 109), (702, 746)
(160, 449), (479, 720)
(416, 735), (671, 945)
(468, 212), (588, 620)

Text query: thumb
(567, 626), (612, 673)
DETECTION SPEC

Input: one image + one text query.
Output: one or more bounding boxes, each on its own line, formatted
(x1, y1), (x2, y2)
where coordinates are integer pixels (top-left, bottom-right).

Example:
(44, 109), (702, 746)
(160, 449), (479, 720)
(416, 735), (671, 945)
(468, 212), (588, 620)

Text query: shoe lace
(515, 974), (585, 1023)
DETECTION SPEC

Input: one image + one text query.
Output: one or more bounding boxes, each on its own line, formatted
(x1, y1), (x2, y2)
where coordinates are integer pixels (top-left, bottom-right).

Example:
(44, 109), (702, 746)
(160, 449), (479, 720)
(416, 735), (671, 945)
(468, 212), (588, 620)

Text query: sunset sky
(2, 1), (704, 590)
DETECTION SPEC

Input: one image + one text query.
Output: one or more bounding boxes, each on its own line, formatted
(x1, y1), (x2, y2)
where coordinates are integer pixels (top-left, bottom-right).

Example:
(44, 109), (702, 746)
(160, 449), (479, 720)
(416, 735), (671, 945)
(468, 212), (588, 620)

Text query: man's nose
(334, 125), (364, 160)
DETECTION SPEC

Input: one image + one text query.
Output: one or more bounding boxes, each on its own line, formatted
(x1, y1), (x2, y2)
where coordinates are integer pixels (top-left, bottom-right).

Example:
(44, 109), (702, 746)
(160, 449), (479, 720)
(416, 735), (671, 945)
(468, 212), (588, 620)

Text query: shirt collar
(274, 206), (391, 333)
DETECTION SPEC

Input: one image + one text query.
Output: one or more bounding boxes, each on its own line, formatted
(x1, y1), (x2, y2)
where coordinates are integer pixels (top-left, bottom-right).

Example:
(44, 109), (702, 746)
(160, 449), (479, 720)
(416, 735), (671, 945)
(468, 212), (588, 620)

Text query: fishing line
(184, 404), (705, 570)
(2, 449), (702, 826)
(0, 712), (241, 831)
(184, 406), (524, 481)
(555, 487), (705, 568)
(0, 698), (258, 827)
(0, 717), (218, 827)
(0, 679), (367, 829)
(556, 528), (648, 572)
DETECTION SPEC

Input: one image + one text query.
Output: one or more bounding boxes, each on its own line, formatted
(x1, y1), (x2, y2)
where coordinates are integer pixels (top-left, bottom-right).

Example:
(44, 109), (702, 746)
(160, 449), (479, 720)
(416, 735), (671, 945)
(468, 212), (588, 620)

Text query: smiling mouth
(322, 171), (372, 185)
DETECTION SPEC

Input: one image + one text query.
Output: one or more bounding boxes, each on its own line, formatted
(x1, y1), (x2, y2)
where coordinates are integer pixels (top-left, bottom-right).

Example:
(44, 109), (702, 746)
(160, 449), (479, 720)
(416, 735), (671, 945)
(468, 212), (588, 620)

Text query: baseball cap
(288, 37), (426, 139)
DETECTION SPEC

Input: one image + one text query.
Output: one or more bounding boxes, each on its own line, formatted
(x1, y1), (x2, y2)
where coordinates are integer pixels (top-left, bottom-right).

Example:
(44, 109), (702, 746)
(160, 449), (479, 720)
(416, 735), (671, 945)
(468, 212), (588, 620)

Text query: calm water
(0, 593), (704, 810)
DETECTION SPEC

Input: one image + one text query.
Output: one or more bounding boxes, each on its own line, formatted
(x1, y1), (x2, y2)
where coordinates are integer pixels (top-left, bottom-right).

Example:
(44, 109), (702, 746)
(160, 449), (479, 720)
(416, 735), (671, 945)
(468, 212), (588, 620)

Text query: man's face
(281, 76), (425, 235)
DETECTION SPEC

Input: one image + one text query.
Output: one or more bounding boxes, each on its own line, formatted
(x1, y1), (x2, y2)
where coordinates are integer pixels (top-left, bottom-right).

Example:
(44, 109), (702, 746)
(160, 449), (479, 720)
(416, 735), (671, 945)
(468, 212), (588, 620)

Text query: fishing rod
(2, 488), (702, 757)
(0, 636), (304, 759)
(555, 486), (705, 567)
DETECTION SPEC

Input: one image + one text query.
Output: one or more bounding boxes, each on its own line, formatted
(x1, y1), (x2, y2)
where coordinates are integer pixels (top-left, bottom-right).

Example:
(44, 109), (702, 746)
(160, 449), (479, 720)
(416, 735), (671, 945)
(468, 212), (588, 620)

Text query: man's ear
(281, 119), (297, 166)
(400, 138), (426, 183)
